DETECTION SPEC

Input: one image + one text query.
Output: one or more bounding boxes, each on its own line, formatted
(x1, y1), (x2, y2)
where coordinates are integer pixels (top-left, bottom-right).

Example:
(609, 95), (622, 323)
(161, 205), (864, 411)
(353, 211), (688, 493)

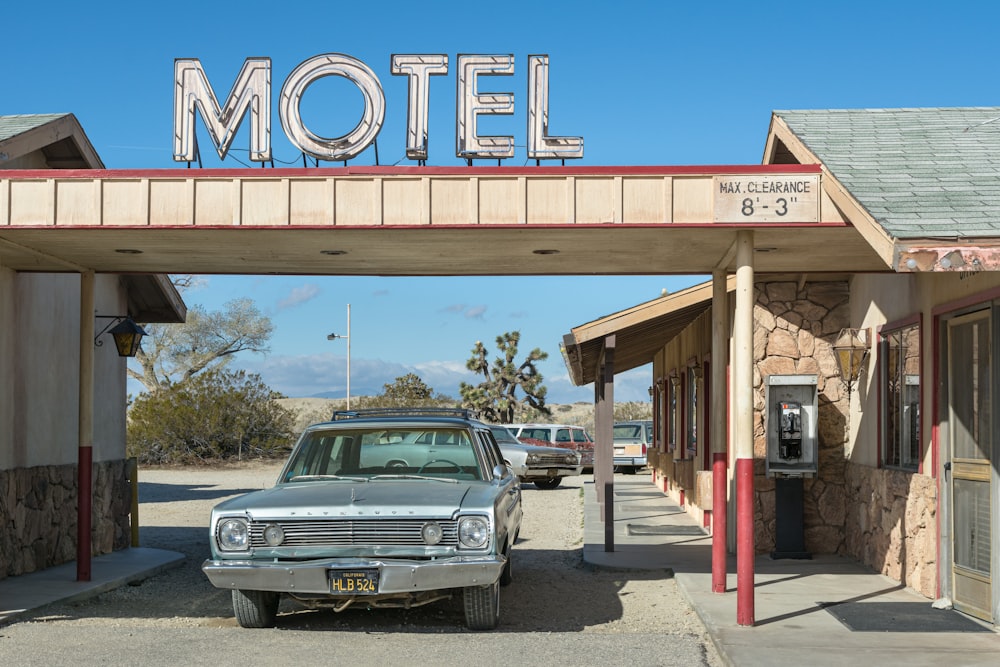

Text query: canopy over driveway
(0, 164), (887, 276)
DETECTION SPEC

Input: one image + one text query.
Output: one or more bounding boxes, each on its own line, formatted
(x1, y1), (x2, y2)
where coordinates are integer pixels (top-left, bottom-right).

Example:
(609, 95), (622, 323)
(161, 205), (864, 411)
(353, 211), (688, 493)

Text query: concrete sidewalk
(0, 547), (184, 626)
(582, 475), (1000, 667)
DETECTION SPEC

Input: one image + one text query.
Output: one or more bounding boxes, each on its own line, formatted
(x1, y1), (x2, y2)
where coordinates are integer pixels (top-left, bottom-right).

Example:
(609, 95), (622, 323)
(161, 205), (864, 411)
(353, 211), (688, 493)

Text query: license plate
(329, 569), (379, 595)
(614, 447), (625, 455)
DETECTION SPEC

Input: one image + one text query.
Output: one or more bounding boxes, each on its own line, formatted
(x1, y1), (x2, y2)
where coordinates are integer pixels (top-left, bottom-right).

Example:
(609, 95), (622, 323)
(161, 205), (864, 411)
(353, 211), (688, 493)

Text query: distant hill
(276, 397), (598, 433)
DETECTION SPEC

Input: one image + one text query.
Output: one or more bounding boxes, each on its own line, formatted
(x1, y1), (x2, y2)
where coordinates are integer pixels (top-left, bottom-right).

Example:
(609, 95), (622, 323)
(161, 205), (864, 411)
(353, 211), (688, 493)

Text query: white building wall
(0, 271), (128, 469)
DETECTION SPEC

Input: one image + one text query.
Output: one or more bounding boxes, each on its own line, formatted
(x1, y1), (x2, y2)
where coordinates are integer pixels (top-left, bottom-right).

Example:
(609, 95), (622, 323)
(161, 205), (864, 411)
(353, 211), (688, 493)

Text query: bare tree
(460, 331), (551, 424)
(130, 297), (273, 393)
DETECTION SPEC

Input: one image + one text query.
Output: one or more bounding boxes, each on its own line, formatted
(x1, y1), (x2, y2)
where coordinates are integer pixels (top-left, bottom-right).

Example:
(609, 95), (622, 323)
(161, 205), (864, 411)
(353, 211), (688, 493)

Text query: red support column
(736, 457), (754, 623)
(712, 452), (728, 593)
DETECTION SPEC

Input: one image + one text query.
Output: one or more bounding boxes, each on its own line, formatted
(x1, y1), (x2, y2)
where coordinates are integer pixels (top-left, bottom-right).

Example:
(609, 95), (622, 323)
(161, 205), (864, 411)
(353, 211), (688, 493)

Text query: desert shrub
(127, 368), (295, 465)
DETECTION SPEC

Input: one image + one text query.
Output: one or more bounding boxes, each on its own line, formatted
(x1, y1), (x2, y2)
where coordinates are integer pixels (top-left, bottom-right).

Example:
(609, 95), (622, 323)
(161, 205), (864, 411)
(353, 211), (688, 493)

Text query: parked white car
(488, 424), (582, 489)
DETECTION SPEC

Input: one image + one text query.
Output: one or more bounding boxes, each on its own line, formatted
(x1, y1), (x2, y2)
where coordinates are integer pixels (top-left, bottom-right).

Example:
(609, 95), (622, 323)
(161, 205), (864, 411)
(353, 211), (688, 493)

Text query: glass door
(947, 309), (993, 621)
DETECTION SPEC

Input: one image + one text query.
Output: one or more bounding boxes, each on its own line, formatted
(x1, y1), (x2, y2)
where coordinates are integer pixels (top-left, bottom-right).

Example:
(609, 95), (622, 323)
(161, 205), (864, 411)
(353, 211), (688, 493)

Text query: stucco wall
(0, 268), (132, 577)
(1, 272), (128, 469)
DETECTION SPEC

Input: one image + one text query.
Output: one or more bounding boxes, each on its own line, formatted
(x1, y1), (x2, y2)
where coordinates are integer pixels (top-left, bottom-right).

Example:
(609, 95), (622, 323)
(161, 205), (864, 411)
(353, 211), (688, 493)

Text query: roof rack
(332, 407), (478, 421)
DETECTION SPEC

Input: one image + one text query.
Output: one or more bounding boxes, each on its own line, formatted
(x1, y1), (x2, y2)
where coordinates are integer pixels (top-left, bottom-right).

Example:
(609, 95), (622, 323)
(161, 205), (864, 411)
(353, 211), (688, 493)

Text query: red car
(509, 423), (595, 470)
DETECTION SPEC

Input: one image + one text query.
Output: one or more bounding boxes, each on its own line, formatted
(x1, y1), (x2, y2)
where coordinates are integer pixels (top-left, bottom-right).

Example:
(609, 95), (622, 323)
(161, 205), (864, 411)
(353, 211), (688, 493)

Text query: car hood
(500, 442), (573, 456)
(212, 479), (485, 519)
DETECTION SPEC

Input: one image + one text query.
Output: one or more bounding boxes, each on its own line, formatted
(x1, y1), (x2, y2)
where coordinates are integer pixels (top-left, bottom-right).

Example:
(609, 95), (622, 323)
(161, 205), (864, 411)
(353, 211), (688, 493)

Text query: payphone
(764, 374), (818, 559)
(778, 401), (803, 460)
(765, 375), (817, 477)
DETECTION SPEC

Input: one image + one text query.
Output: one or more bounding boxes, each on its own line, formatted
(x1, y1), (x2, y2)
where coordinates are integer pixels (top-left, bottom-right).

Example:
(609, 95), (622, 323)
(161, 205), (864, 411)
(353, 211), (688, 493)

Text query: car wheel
(232, 589), (279, 628)
(623, 466), (637, 475)
(534, 478), (561, 489)
(499, 543), (513, 587)
(463, 579), (500, 630)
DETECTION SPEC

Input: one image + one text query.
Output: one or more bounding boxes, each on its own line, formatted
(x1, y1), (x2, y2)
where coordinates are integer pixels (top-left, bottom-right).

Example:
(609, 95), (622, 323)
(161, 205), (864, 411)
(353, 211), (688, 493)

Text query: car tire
(463, 579), (500, 630)
(623, 467), (637, 475)
(232, 589), (279, 628)
(499, 543), (513, 587)
(533, 478), (561, 490)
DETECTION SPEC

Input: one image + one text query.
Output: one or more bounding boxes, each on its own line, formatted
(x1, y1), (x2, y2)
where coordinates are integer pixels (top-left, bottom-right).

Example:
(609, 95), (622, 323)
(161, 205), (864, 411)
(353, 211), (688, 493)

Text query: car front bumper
(203, 555), (505, 595)
(521, 465), (583, 481)
(613, 456), (647, 467)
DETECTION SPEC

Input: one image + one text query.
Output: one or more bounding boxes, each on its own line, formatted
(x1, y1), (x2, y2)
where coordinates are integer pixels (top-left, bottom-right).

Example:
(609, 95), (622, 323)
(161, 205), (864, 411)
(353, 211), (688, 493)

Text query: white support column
(734, 231), (755, 625)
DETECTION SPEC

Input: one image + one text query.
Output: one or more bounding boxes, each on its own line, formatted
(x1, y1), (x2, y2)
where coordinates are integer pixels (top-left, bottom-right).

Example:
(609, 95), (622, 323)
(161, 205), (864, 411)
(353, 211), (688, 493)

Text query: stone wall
(844, 461), (937, 597)
(0, 459), (131, 579)
(751, 280), (937, 599)
(752, 280), (851, 556)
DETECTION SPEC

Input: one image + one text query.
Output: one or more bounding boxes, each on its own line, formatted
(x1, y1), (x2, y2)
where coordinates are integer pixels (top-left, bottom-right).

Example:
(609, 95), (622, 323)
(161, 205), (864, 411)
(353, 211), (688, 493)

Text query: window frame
(879, 316), (922, 472)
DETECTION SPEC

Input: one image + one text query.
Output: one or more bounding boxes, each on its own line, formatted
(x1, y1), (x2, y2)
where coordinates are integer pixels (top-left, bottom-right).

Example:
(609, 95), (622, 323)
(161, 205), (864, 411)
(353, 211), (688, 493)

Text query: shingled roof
(774, 107), (1000, 241)
(0, 113), (72, 142)
(0, 113), (103, 168)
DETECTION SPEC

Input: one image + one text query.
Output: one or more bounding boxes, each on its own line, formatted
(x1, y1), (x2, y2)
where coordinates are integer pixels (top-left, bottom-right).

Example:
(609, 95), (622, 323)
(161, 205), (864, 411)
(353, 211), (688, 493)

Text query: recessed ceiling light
(320, 249), (348, 255)
(114, 249), (143, 254)
(532, 249), (560, 255)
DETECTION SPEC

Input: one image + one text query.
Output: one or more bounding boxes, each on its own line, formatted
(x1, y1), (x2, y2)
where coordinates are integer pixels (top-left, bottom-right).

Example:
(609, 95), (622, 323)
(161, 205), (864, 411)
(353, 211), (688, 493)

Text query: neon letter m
(173, 58), (271, 162)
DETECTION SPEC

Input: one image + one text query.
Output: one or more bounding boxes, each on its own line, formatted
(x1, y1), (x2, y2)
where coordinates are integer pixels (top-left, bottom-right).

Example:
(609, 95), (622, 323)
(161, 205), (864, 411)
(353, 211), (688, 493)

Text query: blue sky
(5, 1), (999, 403)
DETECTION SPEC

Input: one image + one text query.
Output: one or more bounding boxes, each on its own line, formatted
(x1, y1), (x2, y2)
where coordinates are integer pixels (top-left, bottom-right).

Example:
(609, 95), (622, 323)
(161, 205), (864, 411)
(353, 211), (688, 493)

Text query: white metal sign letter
(456, 54), (515, 160)
(527, 55), (583, 160)
(391, 54), (449, 161)
(173, 58), (272, 162)
(279, 53), (386, 161)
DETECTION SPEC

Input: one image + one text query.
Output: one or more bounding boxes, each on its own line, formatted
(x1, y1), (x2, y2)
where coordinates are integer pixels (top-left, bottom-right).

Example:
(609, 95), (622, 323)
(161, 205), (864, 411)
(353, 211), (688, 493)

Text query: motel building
(2, 98), (1000, 628)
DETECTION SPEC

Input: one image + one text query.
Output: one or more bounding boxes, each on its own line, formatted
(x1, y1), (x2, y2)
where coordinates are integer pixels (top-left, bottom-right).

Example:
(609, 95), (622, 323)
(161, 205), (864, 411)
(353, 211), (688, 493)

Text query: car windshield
(280, 427), (483, 482)
(488, 425), (521, 445)
(613, 424), (644, 439)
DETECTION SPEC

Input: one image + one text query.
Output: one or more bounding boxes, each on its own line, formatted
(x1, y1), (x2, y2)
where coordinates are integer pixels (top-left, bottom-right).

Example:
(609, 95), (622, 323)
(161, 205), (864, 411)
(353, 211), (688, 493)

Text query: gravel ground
(4, 462), (722, 665)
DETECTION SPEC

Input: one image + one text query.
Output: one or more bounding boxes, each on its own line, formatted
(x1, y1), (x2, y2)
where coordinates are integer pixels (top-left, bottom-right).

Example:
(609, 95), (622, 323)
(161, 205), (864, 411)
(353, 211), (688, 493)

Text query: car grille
(248, 519), (460, 548)
(535, 454), (573, 466)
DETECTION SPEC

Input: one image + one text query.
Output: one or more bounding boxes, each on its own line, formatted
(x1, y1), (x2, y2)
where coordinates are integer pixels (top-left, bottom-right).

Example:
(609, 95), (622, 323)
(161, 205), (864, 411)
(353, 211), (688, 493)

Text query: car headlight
(458, 516), (490, 549)
(565, 453), (578, 464)
(263, 523), (285, 547)
(526, 453), (539, 464)
(422, 521), (443, 545)
(217, 518), (249, 551)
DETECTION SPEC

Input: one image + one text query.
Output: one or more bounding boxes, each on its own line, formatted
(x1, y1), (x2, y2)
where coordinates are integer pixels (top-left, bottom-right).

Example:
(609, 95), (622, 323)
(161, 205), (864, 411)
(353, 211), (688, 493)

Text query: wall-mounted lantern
(95, 316), (147, 357)
(833, 327), (871, 385)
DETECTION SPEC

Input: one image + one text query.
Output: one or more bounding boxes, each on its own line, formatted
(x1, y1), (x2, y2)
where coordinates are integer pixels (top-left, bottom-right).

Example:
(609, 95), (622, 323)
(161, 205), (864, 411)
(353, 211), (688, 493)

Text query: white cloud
(464, 305), (487, 319)
(276, 283), (321, 311)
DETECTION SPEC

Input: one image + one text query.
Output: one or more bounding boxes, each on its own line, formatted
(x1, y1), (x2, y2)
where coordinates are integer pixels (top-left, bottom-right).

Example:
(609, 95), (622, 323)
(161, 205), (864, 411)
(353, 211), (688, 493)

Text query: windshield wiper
(288, 474), (369, 483)
(370, 474), (459, 484)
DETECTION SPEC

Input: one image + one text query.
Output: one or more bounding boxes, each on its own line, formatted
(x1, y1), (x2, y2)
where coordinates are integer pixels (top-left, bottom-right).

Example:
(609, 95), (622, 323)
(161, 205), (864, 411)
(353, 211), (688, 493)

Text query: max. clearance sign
(173, 53), (583, 164)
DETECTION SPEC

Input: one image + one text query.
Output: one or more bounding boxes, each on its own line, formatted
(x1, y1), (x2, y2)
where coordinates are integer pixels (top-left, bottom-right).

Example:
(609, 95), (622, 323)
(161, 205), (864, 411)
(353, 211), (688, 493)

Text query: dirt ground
(18, 461), (720, 663)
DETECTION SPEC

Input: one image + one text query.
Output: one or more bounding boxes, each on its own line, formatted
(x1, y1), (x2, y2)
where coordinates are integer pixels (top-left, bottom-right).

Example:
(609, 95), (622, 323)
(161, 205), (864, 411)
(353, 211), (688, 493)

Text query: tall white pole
(346, 303), (351, 411)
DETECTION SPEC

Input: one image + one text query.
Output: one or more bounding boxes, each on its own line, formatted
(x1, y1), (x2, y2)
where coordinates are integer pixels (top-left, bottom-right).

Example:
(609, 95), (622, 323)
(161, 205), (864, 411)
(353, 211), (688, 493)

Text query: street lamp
(327, 303), (351, 410)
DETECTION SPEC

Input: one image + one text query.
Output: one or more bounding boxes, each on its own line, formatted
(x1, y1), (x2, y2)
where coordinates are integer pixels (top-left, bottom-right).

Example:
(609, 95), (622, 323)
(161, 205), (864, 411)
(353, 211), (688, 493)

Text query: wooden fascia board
(765, 115), (895, 269)
(894, 240), (1000, 272)
(568, 277), (730, 344)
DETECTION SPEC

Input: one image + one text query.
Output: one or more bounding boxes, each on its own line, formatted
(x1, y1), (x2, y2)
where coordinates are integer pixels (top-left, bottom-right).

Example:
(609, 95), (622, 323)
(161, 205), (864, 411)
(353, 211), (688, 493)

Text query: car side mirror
(492, 463), (510, 481)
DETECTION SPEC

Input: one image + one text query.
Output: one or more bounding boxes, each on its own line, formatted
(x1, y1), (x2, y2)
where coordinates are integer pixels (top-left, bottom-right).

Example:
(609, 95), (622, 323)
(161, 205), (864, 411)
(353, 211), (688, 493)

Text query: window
(880, 322), (921, 470)
(686, 367), (699, 458)
(667, 375), (679, 452)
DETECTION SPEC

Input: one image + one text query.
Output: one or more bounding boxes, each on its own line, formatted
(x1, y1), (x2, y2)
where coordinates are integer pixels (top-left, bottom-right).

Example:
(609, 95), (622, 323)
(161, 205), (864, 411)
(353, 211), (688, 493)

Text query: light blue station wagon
(202, 408), (523, 630)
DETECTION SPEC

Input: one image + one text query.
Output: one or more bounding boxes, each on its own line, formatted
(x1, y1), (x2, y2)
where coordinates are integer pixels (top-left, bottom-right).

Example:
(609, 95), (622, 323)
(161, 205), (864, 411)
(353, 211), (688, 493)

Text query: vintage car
(509, 423), (596, 470)
(612, 420), (653, 473)
(487, 424), (582, 489)
(202, 408), (523, 631)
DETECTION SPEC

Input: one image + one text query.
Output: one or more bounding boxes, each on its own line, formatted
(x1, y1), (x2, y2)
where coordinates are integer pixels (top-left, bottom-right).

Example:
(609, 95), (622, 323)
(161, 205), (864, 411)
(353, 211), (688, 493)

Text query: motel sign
(173, 53), (584, 164)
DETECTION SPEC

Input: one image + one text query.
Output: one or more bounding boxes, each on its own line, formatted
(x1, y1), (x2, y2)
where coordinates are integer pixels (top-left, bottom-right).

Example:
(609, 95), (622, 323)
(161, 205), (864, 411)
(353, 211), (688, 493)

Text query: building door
(946, 309), (993, 621)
